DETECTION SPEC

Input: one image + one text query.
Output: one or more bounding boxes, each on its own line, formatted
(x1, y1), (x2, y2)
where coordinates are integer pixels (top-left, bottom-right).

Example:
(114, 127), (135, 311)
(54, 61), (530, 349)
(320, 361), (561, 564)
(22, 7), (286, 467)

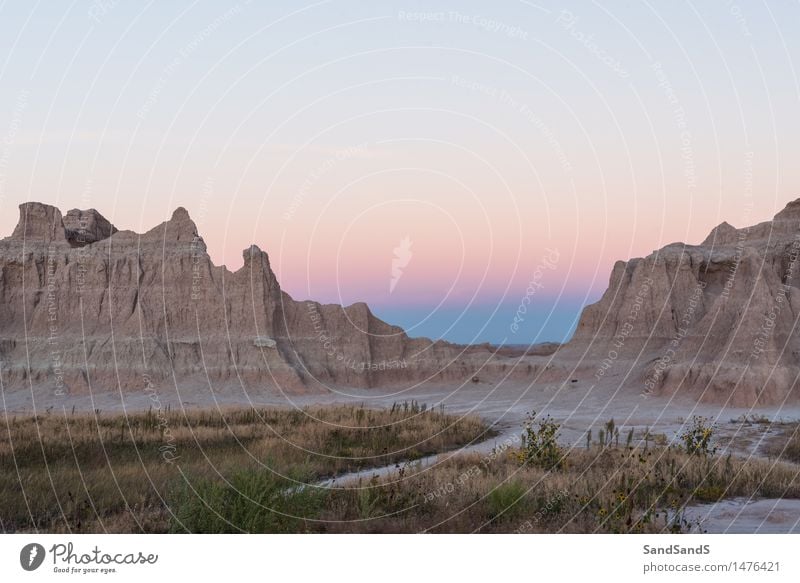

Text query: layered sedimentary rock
(565, 199), (800, 406)
(0, 203), (500, 396)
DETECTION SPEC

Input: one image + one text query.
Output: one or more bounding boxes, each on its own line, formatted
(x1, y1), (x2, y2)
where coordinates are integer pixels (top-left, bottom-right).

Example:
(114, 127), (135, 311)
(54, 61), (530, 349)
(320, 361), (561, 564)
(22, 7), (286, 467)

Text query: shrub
(692, 485), (726, 502)
(680, 416), (717, 456)
(519, 412), (563, 470)
(487, 480), (527, 521)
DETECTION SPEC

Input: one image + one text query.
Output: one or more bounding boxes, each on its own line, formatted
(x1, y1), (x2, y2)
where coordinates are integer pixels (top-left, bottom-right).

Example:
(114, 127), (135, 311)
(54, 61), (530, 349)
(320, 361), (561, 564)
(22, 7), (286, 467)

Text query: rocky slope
(563, 199), (800, 406)
(0, 203), (505, 396)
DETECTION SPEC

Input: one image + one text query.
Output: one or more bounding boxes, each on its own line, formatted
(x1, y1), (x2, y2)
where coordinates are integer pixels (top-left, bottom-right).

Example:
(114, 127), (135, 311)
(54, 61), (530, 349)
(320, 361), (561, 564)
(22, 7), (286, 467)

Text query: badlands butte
(2, 199), (800, 409)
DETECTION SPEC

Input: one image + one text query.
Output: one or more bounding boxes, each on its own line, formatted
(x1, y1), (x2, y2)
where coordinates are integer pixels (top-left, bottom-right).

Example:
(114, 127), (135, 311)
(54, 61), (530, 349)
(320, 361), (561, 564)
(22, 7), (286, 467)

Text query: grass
(169, 468), (325, 533)
(0, 403), (490, 533)
(487, 480), (528, 522)
(763, 422), (800, 463)
(3, 407), (799, 533)
(314, 439), (800, 533)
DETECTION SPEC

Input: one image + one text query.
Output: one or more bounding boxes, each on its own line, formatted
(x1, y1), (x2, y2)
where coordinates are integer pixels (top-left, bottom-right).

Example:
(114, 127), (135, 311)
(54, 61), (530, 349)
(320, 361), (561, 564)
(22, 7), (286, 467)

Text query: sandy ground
(685, 498), (800, 533)
(5, 376), (800, 460)
(6, 376), (799, 434)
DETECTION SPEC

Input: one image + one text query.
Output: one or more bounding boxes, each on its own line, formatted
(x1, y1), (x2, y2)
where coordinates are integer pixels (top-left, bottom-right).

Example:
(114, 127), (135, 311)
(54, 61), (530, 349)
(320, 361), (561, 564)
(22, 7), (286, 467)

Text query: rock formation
(563, 198), (800, 406)
(0, 202), (503, 397)
(4, 199), (800, 407)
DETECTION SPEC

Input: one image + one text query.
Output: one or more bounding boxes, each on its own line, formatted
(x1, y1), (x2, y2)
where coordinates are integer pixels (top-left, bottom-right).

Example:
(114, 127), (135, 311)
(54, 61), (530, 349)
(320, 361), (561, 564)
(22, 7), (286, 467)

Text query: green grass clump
(170, 468), (323, 533)
(487, 480), (528, 522)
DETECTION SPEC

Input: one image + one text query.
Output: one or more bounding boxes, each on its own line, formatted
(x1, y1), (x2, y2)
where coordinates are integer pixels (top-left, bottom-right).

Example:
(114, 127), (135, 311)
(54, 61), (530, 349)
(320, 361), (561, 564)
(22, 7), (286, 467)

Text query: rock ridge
(0, 202), (507, 396)
(564, 197), (800, 406)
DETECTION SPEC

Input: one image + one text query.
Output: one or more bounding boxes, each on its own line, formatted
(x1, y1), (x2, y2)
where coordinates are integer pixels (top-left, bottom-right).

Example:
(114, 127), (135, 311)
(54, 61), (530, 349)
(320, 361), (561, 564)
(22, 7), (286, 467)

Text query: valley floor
(3, 375), (800, 533)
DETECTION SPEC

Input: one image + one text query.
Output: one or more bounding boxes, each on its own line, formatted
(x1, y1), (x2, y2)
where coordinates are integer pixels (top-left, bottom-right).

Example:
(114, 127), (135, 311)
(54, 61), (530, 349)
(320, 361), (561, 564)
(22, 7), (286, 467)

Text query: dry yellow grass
(0, 403), (490, 533)
(5, 406), (799, 533)
(316, 443), (800, 533)
(763, 422), (800, 463)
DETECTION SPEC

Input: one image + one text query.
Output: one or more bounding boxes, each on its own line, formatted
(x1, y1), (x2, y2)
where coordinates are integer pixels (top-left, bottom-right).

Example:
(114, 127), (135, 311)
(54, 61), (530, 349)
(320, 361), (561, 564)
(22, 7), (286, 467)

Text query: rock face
(62, 208), (118, 245)
(11, 202), (66, 243)
(0, 203), (502, 396)
(564, 198), (800, 406)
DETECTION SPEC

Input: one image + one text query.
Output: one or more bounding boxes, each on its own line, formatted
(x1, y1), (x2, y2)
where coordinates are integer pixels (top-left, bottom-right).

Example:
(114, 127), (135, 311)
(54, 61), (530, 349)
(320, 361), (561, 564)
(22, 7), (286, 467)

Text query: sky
(0, 1), (798, 345)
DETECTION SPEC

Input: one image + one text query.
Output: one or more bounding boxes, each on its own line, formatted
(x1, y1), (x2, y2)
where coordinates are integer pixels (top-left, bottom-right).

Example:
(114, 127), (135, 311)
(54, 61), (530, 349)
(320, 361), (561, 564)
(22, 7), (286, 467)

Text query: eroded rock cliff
(0, 203), (499, 396)
(565, 199), (800, 406)
(6, 199), (800, 407)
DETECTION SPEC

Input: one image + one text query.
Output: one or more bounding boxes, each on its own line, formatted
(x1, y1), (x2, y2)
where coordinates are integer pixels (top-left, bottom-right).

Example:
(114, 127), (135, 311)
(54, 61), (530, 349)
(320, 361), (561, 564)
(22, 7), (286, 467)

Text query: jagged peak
(5, 202), (207, 248)
(10, 202), (66, 243)
(241, 243), (275, 273)
(243, 243), (265, 262)
(701, 220), (739, 246)
(773, 197), (800, 220)
(696, 198), (800, 247)
(143, 206), (200, 243)
(63, 208), (117, 246)
(171, 207), (191, 221)
(239, 243), (282, 292)
(345, 301), (372, 315)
